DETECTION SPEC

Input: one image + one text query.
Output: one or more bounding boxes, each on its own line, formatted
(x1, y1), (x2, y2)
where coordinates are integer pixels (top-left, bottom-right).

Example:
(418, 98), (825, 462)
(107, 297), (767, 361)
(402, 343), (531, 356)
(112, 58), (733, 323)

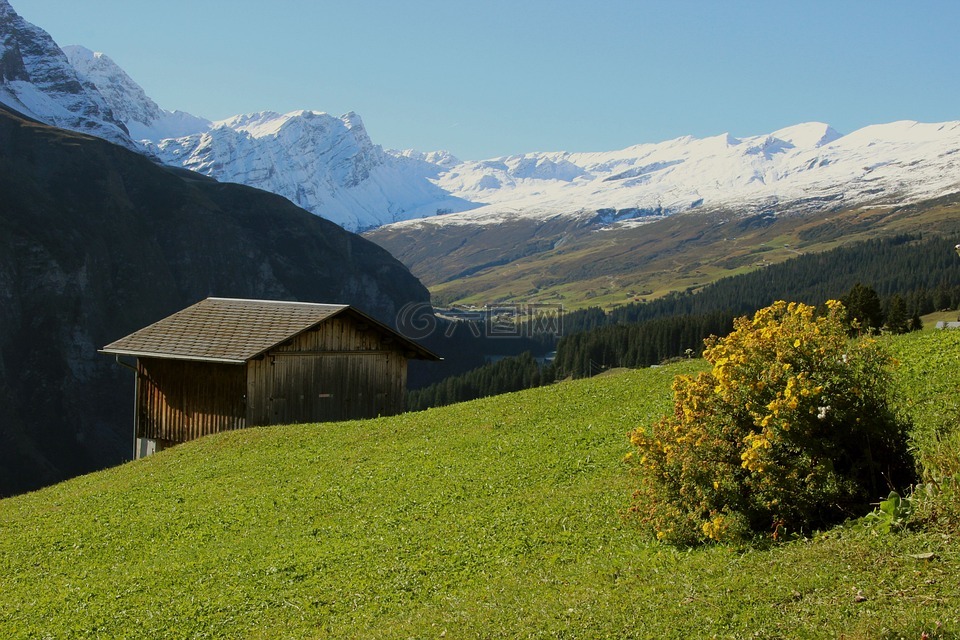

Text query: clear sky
(14, 0), (960, 160)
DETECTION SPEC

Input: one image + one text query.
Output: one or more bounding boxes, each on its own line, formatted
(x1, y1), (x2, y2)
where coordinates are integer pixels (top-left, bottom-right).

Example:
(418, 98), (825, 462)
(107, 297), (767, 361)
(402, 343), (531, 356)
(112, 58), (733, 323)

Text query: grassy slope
(1, 333), (959, 638)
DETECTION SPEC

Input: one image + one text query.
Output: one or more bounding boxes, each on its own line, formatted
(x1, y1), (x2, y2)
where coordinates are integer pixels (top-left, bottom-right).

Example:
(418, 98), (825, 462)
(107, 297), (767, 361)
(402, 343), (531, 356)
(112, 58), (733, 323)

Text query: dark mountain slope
(0, 103), (429, 496)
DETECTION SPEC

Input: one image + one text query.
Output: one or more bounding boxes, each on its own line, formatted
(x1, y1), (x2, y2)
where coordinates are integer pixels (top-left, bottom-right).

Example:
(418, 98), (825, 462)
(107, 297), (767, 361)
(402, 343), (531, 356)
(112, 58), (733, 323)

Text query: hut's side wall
(137, 358), (247, 443)
(246, 316), (408, 426)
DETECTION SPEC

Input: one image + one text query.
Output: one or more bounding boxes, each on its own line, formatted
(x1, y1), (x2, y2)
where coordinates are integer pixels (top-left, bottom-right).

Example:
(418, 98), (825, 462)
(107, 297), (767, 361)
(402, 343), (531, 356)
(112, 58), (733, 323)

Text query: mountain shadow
(0, 103), (430, 496)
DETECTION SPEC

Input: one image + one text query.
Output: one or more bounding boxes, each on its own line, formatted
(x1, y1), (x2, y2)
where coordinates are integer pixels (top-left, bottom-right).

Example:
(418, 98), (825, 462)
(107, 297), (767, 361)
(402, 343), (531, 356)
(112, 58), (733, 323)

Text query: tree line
(565, 233), (960, 333)
(408, 233), (960, 409)
(408, 352), (546, 411)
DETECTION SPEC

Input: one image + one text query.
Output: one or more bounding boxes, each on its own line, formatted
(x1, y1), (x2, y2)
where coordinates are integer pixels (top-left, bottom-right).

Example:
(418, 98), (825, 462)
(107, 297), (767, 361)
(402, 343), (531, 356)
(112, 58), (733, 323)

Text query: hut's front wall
(136, 358), (247, 443)
(246, 316), (408, 425)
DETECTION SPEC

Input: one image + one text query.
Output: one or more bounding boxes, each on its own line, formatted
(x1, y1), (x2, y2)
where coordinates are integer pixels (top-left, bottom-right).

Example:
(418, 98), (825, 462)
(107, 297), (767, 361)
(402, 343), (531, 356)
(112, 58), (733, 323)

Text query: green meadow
(2, 331), (958, 638)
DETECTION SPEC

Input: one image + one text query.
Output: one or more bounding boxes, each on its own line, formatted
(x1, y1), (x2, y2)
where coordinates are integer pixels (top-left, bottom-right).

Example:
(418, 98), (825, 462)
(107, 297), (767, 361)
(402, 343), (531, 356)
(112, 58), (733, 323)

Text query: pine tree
(885, 294), (909, 334)
(843, 283), (884, 334)
(909, 311), (924, 332)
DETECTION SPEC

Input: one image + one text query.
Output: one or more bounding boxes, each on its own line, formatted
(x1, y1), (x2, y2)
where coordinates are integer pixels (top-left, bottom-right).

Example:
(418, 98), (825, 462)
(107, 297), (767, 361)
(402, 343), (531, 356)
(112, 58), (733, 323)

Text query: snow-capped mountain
(392, 119), (960, 230)
(0, 1), (471, 231)
(0, 0), (132, 148)
(3, 0), (959, 236)
(62, 45), (210, 141)
(58, 39), (477, 230)
(146, 110), (478, 231)
(390, 148), (463, 170)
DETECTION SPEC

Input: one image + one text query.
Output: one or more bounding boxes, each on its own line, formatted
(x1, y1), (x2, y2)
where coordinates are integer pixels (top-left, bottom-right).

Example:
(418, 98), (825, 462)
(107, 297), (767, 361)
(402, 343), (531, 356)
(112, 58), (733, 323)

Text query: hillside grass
(2, 332), (959, 638)
(922, 309), (960, 329)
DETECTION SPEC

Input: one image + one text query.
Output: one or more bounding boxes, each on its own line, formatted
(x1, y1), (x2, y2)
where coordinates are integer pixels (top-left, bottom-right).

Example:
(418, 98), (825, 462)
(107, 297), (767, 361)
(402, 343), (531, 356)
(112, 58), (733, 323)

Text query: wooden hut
(101, 297), (440, 458)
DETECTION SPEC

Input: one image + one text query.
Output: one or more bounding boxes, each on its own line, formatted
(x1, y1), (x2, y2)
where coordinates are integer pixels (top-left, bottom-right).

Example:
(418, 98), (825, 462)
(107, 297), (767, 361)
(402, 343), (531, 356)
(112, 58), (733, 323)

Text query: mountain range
(3, 0), (958, 236)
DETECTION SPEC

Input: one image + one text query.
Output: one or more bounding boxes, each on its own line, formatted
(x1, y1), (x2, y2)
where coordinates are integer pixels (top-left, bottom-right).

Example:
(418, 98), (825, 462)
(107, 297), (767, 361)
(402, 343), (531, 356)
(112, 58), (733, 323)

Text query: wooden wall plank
(137, 359), (246, 442)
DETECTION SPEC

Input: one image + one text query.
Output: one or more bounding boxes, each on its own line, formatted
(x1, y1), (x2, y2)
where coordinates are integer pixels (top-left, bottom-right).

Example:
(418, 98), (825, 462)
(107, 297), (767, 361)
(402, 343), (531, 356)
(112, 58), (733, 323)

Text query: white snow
(61, 44), (211, 141)
(386, 119), (960, 230)
(4, 0), (959, 234)
(144, 110), (960, 232)
(145, 110), (479, 231)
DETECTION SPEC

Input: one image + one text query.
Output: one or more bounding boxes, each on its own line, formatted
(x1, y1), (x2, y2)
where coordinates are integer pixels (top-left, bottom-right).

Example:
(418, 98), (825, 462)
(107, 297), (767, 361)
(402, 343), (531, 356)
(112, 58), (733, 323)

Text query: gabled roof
(100, 297), (440, 364)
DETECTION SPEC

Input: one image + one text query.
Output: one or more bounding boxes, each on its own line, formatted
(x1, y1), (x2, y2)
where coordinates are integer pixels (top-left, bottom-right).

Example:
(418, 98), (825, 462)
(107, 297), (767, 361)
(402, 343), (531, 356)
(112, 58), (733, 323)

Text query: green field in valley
(1, 331), (959, 638)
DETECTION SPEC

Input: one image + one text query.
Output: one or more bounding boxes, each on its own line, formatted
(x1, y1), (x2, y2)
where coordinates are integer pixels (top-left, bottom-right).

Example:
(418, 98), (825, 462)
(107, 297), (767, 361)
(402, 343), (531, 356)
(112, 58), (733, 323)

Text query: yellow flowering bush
(628, 300), (915, 545)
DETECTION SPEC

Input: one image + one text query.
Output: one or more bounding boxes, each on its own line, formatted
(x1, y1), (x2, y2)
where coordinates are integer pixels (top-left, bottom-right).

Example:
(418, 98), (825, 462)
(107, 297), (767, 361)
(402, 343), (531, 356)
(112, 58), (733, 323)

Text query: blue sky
(16, 0), (960, 160)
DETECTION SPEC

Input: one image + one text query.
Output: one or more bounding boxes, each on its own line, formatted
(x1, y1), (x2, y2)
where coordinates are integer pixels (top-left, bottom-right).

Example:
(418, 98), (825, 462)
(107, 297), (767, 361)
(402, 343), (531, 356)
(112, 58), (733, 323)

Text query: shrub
(627, 300), (915, 545)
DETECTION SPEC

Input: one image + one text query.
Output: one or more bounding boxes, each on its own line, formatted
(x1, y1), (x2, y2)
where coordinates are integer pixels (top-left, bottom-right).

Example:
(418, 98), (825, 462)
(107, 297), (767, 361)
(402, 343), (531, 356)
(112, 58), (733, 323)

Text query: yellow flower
(702, 514), (728, 541)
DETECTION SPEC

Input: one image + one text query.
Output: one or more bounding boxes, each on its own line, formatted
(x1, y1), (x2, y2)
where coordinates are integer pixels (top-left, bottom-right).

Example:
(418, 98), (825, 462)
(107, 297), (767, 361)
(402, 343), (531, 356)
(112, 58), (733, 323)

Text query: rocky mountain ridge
(0, 1), (475, 231)
(397, 119), (960, 231)
(0, 0), (132, 148)
(62, 44), (210, 141)
(145, 109), (477, 231)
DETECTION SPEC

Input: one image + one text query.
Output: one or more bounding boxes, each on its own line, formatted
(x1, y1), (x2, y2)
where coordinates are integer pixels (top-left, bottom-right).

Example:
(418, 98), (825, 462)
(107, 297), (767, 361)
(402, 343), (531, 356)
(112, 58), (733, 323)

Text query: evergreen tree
(909, 311), (923, 332)
(843, 283), (883, 334)
(885, 294), (909, 334)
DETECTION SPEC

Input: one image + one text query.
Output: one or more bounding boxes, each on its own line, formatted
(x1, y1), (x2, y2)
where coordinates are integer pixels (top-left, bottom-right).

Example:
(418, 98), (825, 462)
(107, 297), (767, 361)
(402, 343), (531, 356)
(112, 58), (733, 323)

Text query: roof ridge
(206, 297), (348, 308)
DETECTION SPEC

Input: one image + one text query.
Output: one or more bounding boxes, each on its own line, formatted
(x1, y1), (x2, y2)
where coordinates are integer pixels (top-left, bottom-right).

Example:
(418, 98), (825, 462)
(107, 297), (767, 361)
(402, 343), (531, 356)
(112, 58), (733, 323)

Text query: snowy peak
(62, 45), (162, 125)
(506, 154), (588, 181)
(212, 110), (364, 142)
(0, 0), (455, 231)
(0, 0), (132, 147)
(62, 44), (210, 141)
(341, 110), (367, 134)
(215, 110), (298, 136)
(148, 108), (478, 231)
(202, 110), (387, 181)
(770, 122), (842, 149)
(837, 119), (960, 146)
(389, 149), (463, 170)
